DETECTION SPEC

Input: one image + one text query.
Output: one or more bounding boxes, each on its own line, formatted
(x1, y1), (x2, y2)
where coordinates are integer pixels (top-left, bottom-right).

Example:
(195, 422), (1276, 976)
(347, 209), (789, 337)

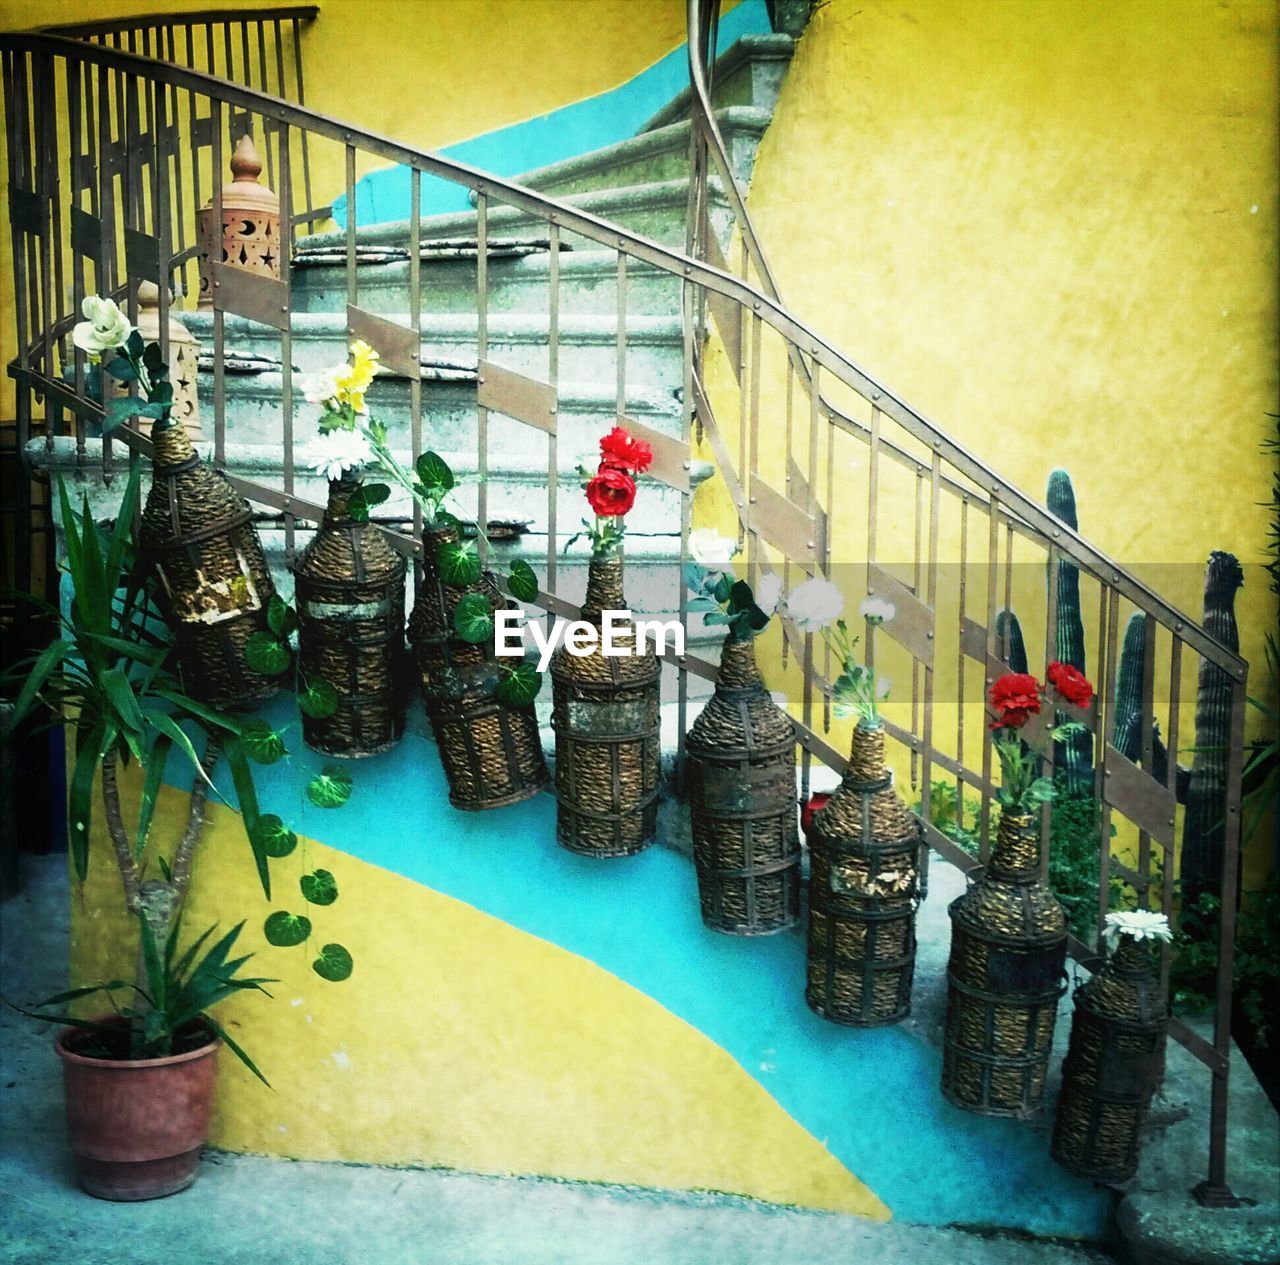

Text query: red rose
(599, 426), (653, 474)
(586, 464), (636, 517)
(801, 792), (831, 838)
(989, 672), (1041, 730)
(1046, 660), (1093, 707)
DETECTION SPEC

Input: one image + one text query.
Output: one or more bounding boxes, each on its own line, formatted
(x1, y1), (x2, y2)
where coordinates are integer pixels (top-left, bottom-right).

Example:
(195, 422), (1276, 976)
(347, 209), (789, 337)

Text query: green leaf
(300, 869), (338, 906)
(139, 917), (166, 1015)
(7, 639), (72, 729)
(416, 451), (454, 494)
(202, 1015), (270, 1087)
(124, 330), (144, 359)
(507, 560), (539, 603)
(453, 592), (494, 644)
(68, 724), (104, 882)
(149, 380), (173, 407)
(266, 595), (298, 639)
(133, 732), (171, 861)
(497, 662), (542, 707)
(347, 482), (390, 523)
(103, 395), (141, 434)
(306, 764), (352, 809)
(312, 943), (353, 982)
(298, 678), (339, 720)
(142, 339), (165, 372)
(728, 579), (754, 614)
(101, 355), (137, 382)
(241, 720), (288, 765)
(101, 665), (146, 740)
(224, 737), (268, 899)
(263, 911), (312, 947)
(244, 631), (291, 676)
(146, 712), (211, 789)
(252, 814), (298, 859)
(437, 540), (481, 587)
(712, 573), (732, 604)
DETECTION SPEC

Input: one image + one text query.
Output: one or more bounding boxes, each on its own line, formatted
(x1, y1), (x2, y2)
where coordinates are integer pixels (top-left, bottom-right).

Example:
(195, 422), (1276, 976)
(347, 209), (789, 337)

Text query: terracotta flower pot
(55, 1020), (221, 1201)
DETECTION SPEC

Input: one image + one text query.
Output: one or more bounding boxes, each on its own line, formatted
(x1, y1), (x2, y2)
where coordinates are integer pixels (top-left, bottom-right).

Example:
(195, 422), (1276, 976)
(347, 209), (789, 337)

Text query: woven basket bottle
(806, 723), (920, 1025)
(139, 423), (279, 709)
(1051, 933), (1168, 1182)
(407, 522), (547, 809)
(942, 809), (1068, 1116)
(686, 635), (799, 935)
(550, 552), (661, 857)
(292, 473), (406, 758)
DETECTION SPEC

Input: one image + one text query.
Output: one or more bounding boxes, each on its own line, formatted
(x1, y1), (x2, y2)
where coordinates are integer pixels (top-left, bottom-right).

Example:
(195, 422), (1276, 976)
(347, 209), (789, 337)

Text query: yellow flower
(334, 339), (379, 412)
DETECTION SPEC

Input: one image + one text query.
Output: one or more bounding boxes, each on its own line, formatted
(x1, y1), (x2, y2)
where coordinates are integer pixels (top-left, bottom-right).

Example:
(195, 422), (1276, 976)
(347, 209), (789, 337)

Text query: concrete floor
(2, 850), (1275, 1265)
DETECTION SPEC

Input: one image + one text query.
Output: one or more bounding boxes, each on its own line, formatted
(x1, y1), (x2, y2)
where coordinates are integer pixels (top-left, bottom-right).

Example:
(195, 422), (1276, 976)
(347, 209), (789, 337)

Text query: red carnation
(989, 672), (1041, 730)
(586, 463), (636, 517)
(599, 426), (653, 474)
(1046, 660), (1093, 708)
(801, 792), (831, 838)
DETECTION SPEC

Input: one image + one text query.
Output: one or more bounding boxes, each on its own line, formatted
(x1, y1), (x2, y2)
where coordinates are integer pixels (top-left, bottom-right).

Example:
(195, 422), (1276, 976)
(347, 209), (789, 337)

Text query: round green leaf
(312, 942), (353, 982)
(507, 560), (539, 603)
(497, 662), (542, 708)
(298, 677), (339, 720)
(300, 868), (338, 906)
(347, 482), (391, 523)
(306, 763), (353, 809)
(453, 592), (494, 644)
(266, 595), (298, 639)
(242, 720), (288, 765)
(263, 911), (311, 947)
(245, 631), (291, 675)
(416, 450), (454, 494)
(437, 540), (481, 587)
(252, 813), (298, 858)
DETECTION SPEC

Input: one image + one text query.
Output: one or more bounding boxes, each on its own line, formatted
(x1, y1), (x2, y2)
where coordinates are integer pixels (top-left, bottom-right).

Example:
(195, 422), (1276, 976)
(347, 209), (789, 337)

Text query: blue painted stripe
(331, 0), (774, 226)
(208, 697), (1111, 1236)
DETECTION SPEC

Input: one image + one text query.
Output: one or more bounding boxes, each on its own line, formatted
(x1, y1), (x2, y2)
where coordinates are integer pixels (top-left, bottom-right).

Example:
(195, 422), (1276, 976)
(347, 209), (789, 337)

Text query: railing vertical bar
(956, 495), (969, 821)
(810, 357), (824, 738)
(36, 54), (59, 453)
(979, 498), (1000, 861)
(46, 53), (69, 405)
(291, 17), (314, 226)
(1090, 577), (1110, 937)
(278, 123), (294, 563)
(547, 219), (560, 639)
(211, 98), (225, 468)
(1136, 609), (1158, 905)
(273, 20), (288, 216)
(910, 466), (924, 786)
(152, 74), (169, 367)
(95, 57), (115, 478)
(615, 247), (627, 421)
(66, 56), (87, 459)
(344, 143), (356, 309)
(736, 238), (749, 546)
(222, 22), (234, 102)
(183, 25), (201, 302)
(475, 191), (488, 563)
(781, 357), (794, 670)
(1042, 548), (1060, 881)
(822, 402), (833, 730)
(409, 166), (423, 574)
(162, 25), (187, 300)
(1160, 636), (1182, 995)
(920, 452), (940, 896)
(747, 311), (762, 593)
(239, 21), (252, 96)
(256, 21), (274, 189)
(676, 223), (693, 789)
(1098, 585), (1121, 939)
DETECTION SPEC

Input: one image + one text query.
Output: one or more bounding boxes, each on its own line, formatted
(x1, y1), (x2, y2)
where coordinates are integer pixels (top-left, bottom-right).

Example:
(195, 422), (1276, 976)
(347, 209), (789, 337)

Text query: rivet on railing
(806, 540), (814, 550)
(871, 390), (880, 400)
(682, 460), (691, 470)
(550, 405), (558, 416)
(477, 376), (485, 386)
(749, 495), (757, 505)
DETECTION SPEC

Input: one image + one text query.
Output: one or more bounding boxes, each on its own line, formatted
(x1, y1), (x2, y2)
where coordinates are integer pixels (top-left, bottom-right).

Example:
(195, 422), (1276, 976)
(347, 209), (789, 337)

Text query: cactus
(1047, 469), (1092, 791)
(1180, 552), (1245, 902)
(1113, 611), (1191, 800)
(995, 608), (1028, 674)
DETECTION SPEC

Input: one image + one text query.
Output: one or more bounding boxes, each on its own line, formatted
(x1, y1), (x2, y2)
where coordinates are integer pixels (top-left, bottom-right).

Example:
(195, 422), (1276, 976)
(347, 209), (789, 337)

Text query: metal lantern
(686, 635), (799, 934)
(293, 474), (407, 758)
(196, 135), (281, 308)
(550, 552), (661, 857)
(408, 522), (547, 810)
(108, 282), (200, 437)
(139, 423), (279, 709)
(942, 810), (1068, 1117)
(806, 723), (920, 1026)
(1052, 934), (1168, 1182)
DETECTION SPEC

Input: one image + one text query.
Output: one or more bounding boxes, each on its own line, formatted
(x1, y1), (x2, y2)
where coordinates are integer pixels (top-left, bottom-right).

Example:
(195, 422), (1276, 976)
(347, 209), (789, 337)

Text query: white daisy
(1104, 909), (1173, 949)
(306, 426), (372, 481)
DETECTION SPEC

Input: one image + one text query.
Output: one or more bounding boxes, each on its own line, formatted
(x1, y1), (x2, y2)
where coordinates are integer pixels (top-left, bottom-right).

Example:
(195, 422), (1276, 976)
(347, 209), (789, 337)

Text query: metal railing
(0, 4), (1250, 1204)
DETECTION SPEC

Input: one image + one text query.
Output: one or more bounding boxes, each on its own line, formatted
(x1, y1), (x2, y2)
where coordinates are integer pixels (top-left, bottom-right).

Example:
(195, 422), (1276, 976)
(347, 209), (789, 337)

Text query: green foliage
(298, 678), (339, 720)
(508, 560), (539, 604)
(346, 482), (390, 523)
(685, 562), (772, 641)
(438, 540), (482, 587)
(20, 918), (272, 1082)
(306, 764), (353, 809)
(245, 630), (292, 676)
(453, 592), (494, 644)
(312, 943), (354, 983)
(914, 780), (981, 854)
(241, 720), (289, 765)
(497, 661), (542, 708)
(1047, 777), (1109, 939)
(300, 869), (338, 906)
(251, 815), (298, 859)
(264, 910), (312, 947)
(994, 608), (1028, 675)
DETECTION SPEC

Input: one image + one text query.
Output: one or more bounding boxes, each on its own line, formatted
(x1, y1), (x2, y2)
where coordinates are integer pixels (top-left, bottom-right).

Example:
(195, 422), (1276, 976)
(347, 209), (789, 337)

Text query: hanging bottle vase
(686, 635), (799, 934)
(550, 552), (660, 857)
(408, 522), (547, 809)
(292, 473), (406, 758)
(942, 809), (1068, 1116)
(806, 722), (920, 1026)
(1051, 934), (1168, 1182)
(139, 423), (279, 710)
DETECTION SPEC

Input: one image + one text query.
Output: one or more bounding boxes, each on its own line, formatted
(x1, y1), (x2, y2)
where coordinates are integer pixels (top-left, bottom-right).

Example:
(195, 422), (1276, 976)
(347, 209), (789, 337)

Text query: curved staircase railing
(0, 10), (1250, 1204)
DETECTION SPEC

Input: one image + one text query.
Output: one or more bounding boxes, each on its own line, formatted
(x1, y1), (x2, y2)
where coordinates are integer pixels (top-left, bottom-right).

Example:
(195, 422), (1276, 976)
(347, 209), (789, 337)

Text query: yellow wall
(696, 0), (1277, 884)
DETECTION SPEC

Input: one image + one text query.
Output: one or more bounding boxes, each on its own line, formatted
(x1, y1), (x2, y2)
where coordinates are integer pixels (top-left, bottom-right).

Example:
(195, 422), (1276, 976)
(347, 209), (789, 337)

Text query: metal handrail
(0, 26), (1243, 675)
(30, 5), (320, 40)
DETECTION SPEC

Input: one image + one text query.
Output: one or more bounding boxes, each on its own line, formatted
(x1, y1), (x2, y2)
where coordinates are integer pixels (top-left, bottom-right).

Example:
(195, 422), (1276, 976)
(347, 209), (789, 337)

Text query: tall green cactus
(1113, 611), (1190, 799)
(995, 608), (1028, 674)
(1180, 551), (1245, 902)
(1047, 469), (1092, 791)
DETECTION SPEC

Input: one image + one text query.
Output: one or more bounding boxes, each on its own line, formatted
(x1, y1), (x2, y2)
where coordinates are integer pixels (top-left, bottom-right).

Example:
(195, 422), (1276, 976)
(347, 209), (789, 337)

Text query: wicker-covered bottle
(942, 809), (1068, 1116)
(806, 723), (920, 1025)
(407, 522), (547, 809)
(139, 423), (279, 709)
(1051, 933), (1168, 1181)
(686, 635), (799, 934)
(292, 472), (406, 758)
(550, 552), (661, 856)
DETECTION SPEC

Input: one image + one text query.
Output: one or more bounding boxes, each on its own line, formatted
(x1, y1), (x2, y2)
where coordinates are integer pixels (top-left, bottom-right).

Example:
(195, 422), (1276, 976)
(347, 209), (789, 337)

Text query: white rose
(859, 596), (896, 624)
(306, 426), (372, 481)
(305, 365), (343, 407)
(71, 295), (133, 359)
(784, 577), (844, 633)
(876, 674), (892, 700)
(688, 527), (738, 569)
(754, 572), (782, 616)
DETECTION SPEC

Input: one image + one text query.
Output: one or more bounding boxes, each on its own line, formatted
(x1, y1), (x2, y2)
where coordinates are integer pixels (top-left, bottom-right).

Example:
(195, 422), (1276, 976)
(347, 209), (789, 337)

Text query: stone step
(291, 249), (683, 318)
(511, 108), (769, 200)
(641, 34), (795, 133)
(187, 310), (683, 390)
(304, 179), (731, 254)
(206, 372), (683, 455)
